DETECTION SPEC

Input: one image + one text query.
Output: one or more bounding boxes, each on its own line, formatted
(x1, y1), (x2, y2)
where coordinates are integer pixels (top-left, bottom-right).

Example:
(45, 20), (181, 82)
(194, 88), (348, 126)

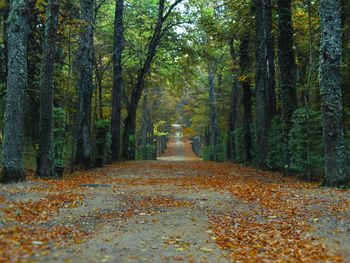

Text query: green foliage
(94, 120), (110, 167)
(267, 117), (288, 171)
(233, 128), (244, 163)
(289, 108), (324, 180)
(202, 134), (228, 162)
(153, 121), (168, 137)
(202, 146), (210, 161)
(145, 143), (155, 160)
(53, 108), (66, 167)
(217, 134), (227, 162)
(136, 142), (155, 160)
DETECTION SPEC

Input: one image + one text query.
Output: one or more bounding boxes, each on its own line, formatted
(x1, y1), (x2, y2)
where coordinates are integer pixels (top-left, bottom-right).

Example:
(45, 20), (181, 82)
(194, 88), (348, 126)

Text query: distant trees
(208, 63), (218, 161)
(0, 0), (29, 183)
(228, 40), (239, 162)
(122, 0), (184, 160)
(36, 0), (61, 178)
(319, 0), (348, 186)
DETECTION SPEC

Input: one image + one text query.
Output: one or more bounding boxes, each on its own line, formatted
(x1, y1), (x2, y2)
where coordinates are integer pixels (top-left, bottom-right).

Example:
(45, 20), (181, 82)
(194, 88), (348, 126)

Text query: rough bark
(0, 0), (9, 86)
(94, 54), (104, 119)
(140, 94), (149, 160)
(25, 0), (42, 140)
(268, 32), (276, 116)
(240, 33), (252, 164)
(75, 0), (94, 169)
(36, 0), (60, 178)
(228, 41), (239, 161)
(319, 0), (348, 186)
(208, 64), (218, 161)
(255, 0), (273, 168)
(278, 0), (297, 168)
(0, 0), (29, 184)
(122, 0), (183, 160)
(111, 0), (124, 161)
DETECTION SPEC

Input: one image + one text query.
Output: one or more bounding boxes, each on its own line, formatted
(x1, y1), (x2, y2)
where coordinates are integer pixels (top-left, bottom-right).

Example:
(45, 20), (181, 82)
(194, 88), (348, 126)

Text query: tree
(208, 63), (218, 161)
(0, 0), (29, 183)
(319, 0), (348, 186)
(254, 0), (273, 168)
(36, 0), (61, 178)
(228, 40), (239, 161)
(277, 0), (297, 169)
(75, 0), (94, 168)
(239, 32), (252, 164)
(122, 0), (184, 160)
(111, 0), (124, 161)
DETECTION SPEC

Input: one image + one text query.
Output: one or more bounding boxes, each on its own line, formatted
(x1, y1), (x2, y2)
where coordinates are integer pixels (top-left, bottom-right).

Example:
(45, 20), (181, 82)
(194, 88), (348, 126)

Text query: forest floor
(0, 136), (350, 262)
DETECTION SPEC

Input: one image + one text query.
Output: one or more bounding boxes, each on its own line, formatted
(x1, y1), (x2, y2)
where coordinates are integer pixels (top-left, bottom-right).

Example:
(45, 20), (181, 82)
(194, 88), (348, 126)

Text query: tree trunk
(122, 13), (162, 160)
(94, 54), (104, 119)
(208, 64), (218, 161)
(255, 0), (272, 168)
(36, 0), (60, 178)
(0, 0), (9, 86)
(111, 0), (124, 161)
(268, 33), (276, 116)
(140, 94), (148, 160)
(278, 0), (297, 169)
(75, 0), (94, 169)
(319, 0), (348, 186)
(0, 0), (29, 183)
(25, 0), (42, 140)
(240, 32), (252, 164)
(228, 40), (239, 161)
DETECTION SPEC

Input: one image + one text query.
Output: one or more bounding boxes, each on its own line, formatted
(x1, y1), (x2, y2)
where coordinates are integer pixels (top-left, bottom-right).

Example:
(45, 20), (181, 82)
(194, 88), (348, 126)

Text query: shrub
(289, 108), (324, 180)
(267, 117), (288, 171)
(217, 134), (227, 162)
(202, 146), (210, 161)
(53, 108), (66, 167)
(233, 128), (244, 163)
(145, 143), (155, 160)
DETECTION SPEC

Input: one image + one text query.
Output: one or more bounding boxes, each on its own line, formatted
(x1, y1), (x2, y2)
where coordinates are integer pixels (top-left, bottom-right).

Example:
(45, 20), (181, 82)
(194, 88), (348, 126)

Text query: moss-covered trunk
(319, 0), (348, 186)
(1, 0), (29, 183)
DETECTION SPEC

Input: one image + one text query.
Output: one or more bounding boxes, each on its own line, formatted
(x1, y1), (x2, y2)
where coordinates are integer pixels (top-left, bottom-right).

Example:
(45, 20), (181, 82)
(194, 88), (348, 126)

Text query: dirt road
(0, 137), (349, 262)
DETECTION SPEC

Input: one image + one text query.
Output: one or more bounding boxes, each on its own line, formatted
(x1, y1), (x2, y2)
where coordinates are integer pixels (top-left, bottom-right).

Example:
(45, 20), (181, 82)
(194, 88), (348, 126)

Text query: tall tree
(111, 0), (124, 161)
(0, 0), (9, 87)
(277, 0), (297, 168)
(36, 0), (61, 178)
(240, 32), (252, 164)
(208, 63), (218, 161)
(0, 0), (29, 183)
(122, 0), (183, 160)
(75, 0), (94, 168)
(228, 40), (239, 161)
(254, 0), (273, 168)
(319, 0), (348, 186)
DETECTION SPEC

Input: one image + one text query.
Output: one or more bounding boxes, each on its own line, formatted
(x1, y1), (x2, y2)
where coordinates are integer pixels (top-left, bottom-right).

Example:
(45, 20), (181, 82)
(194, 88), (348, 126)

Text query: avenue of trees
(0, 0), (349, 187)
